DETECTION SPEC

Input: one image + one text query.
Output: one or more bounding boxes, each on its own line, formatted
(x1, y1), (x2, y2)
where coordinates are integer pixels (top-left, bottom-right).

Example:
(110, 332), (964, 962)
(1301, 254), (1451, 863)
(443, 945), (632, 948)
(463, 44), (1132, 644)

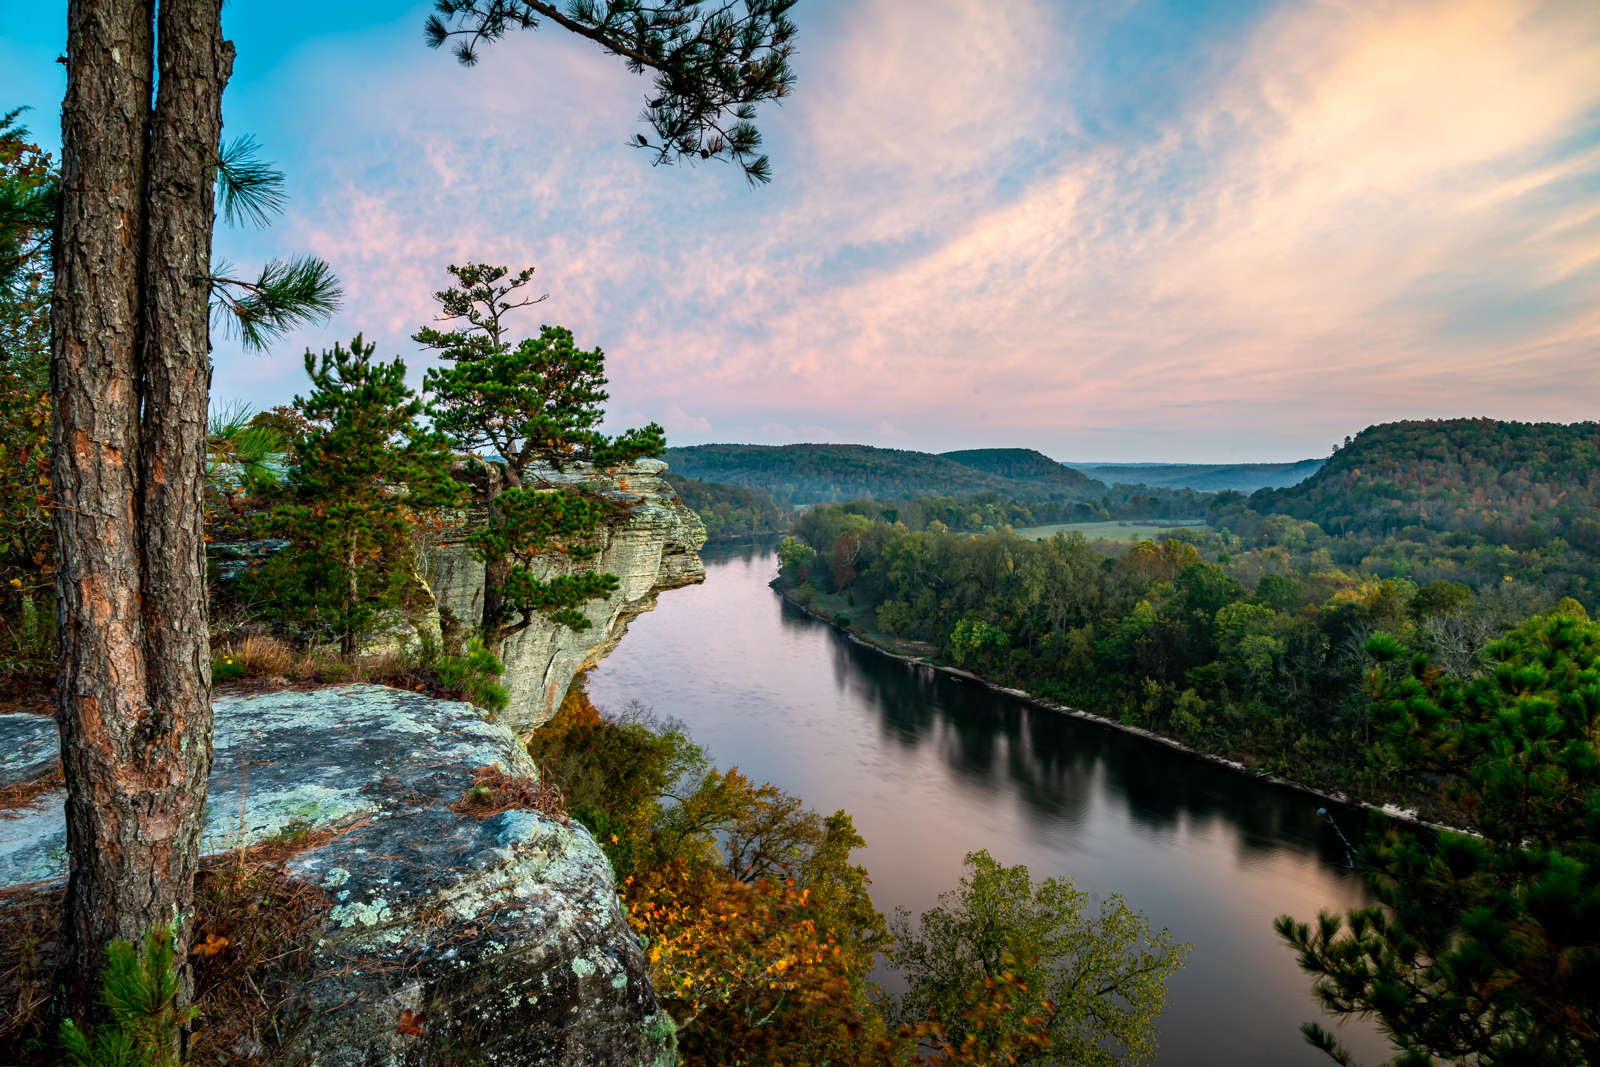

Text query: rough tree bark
(52, 0), (230, 1023)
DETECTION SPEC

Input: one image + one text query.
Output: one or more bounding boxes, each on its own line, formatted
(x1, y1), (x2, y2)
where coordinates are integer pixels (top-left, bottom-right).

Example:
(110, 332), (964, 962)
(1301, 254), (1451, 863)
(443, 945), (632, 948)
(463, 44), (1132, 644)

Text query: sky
(4, 0), (1598, 463)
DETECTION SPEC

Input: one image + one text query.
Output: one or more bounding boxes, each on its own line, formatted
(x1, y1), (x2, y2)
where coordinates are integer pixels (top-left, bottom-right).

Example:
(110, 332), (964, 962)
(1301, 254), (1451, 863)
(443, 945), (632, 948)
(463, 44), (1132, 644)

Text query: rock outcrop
(429, 458), (706, 734)
(0, 686), (674, 1067)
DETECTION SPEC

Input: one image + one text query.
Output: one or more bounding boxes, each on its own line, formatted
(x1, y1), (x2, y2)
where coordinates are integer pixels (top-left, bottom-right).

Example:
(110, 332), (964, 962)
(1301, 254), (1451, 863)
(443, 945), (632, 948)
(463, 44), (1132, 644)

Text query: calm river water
(587, 539), (1390, 1066)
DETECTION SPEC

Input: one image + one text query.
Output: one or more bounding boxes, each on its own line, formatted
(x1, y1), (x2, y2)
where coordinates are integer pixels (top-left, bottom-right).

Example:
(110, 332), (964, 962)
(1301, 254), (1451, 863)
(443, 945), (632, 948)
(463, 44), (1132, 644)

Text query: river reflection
(588, 539), (1391, 1066)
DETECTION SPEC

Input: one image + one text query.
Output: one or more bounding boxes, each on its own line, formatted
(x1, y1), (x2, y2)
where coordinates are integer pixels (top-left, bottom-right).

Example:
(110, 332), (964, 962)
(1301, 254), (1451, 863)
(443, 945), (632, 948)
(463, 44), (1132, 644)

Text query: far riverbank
(771, 580), (1459, 833)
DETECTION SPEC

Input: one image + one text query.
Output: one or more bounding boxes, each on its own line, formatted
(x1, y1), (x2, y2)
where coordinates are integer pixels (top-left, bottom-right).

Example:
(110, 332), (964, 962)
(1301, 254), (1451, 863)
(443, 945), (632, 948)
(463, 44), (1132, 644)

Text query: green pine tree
(417, 263), (665, 652)
(1277, 608), (1600, 1066)
(248, 335), (459, 657)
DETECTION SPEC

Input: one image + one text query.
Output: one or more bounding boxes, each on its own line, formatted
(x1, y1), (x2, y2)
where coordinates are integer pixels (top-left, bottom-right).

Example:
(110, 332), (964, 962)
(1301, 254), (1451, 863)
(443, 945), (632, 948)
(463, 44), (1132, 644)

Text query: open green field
(1012, 520), (1207, 543)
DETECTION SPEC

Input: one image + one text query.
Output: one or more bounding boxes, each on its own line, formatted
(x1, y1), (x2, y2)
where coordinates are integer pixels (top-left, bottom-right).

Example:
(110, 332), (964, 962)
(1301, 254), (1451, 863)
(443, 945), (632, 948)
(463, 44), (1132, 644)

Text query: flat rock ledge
(0, 685), (674, 1067)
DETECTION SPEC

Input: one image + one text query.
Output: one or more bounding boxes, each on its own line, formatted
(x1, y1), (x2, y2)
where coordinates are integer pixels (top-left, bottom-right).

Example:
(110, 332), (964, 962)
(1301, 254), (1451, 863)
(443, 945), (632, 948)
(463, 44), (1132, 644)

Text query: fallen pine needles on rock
(450, 764), (569, 826)
(0, 765), (62, 817)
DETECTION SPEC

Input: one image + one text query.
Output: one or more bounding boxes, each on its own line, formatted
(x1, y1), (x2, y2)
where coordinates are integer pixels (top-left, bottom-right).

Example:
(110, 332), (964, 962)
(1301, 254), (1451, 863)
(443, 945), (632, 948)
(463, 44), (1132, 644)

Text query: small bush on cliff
(435, 636), (509, 712)
(417, 263), (665, 653)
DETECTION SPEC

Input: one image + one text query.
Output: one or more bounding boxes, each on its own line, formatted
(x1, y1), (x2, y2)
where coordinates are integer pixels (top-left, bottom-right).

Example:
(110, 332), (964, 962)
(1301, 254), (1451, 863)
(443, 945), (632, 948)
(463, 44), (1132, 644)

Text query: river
(587, 539), (1391, 1066)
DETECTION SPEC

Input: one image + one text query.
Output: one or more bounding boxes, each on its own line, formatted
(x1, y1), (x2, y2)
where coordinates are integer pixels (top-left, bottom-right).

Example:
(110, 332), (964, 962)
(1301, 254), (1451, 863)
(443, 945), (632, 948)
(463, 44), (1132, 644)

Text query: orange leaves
(396, 1009), (426, 1036)
(192, 933), (230, 958)
(628, 872), (858, 1031)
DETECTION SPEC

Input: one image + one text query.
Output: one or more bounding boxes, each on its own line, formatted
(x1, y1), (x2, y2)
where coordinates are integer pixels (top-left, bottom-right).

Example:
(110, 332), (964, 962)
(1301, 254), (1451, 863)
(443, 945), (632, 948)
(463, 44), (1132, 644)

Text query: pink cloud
(206, 0), (1600, 461)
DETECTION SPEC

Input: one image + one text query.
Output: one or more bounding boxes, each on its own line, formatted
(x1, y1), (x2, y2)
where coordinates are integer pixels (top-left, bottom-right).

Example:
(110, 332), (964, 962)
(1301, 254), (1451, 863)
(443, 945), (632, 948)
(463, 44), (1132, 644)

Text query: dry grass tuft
(0, 766), (62, 817)
(450, 765), (569, 826)
(212, 633), (295, 677)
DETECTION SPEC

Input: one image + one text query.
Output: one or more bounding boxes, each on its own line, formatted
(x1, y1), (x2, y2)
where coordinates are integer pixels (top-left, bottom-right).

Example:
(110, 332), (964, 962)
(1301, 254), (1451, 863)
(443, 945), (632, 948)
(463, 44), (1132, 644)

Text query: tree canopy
(890, 850), (1189, 1066)
(1277, 608), (1600, 1065)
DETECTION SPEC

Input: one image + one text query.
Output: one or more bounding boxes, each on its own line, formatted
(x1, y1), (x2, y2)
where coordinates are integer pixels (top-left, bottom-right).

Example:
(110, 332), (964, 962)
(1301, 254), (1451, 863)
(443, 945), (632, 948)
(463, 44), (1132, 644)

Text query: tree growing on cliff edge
(48, 2), (343, 1027)
(248, 337), (459, 658)
(1276, 610), (1600, 1066)
(418, 264), (666, 653)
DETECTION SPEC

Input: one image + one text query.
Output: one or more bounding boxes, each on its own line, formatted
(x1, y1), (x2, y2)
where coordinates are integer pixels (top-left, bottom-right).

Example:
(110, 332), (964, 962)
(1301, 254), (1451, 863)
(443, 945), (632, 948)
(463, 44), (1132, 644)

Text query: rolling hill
(663, 444), (1108, 504)
(1246, 418), (1600, 539)
(939, 448), (1099, 488)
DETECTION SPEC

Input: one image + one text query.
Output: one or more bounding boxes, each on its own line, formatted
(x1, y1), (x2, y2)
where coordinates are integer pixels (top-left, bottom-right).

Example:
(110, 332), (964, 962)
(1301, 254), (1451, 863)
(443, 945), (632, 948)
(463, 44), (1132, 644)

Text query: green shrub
(211, 656), (248, 683)
(436, 637), (509, 712)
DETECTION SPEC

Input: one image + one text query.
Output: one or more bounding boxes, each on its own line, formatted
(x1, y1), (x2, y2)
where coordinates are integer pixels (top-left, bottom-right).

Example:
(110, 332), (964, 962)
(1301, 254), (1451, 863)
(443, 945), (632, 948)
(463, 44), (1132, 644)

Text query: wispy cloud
(201, 0), (1600, 461)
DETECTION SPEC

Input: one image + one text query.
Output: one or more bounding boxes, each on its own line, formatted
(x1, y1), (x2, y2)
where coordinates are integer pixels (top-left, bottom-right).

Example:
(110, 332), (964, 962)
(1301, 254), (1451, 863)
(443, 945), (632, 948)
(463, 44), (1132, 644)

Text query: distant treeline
(792, 493), (1201, 541)
(664, 443), (1209, 510)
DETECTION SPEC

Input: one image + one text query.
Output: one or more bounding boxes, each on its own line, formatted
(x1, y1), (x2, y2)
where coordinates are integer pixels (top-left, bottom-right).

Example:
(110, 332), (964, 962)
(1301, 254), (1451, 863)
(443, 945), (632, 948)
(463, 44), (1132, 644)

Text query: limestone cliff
(428, 458), (705, 735)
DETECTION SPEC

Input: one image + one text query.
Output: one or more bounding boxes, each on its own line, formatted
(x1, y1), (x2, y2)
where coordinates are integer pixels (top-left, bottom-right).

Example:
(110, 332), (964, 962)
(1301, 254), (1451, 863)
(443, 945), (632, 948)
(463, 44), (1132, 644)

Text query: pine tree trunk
(483, 557), (513, 653)
(481, 462), (509, 655)
(51, 0), (228, 1025)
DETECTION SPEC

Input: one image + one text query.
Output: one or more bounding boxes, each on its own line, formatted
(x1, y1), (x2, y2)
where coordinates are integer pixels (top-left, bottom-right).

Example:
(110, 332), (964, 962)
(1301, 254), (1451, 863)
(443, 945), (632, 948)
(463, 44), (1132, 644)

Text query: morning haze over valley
(3, 1), (1597, 1065)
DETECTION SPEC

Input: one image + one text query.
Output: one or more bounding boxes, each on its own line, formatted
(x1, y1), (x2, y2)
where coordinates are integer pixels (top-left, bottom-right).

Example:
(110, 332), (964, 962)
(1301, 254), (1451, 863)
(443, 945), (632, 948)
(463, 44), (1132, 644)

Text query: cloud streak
(198, 0), (1600, 461)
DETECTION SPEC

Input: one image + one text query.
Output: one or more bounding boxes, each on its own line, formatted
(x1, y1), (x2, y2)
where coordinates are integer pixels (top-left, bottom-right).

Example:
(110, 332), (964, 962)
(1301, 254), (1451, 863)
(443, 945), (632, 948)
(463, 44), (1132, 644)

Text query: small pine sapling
(418, 264), (666, 653)
(58, 927), (194, 1067)
(436, 637), (510, 712)
(248, 336), (459, 657)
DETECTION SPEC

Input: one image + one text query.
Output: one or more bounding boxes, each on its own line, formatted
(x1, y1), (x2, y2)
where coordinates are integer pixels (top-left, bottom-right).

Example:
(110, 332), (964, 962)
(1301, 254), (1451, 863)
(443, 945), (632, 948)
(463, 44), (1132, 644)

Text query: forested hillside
(1251, 418), (1600, 539)
(938, 447), (1098, 488)
(666, 443), (1045, 501)
(664, 442), (1204, 514)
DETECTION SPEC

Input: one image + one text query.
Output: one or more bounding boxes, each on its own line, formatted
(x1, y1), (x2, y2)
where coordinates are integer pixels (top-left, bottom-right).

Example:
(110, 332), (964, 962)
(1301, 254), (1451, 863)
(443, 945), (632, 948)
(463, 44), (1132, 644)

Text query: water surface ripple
(588, 540), (1390, 1066)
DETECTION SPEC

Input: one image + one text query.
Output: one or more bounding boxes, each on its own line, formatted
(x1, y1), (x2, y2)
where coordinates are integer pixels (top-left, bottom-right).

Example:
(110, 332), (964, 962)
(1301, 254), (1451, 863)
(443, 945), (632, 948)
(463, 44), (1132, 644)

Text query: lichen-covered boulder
(429, 458), (705, 735)
(0, 686), (674, 1067)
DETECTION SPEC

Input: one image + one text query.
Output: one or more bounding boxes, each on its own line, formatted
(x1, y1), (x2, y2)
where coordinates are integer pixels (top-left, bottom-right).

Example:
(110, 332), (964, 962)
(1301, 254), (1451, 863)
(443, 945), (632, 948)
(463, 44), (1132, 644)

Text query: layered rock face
(429, 458), (706, 734)
(0, 686), (674, 1066)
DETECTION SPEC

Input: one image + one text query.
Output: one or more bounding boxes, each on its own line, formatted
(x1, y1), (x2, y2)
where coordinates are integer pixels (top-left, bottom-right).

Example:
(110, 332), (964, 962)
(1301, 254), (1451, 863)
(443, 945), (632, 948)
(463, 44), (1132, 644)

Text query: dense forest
(773, 417), (1600, 819)
(660, 473), (785, 539)
(1251, 418), (1600, 538)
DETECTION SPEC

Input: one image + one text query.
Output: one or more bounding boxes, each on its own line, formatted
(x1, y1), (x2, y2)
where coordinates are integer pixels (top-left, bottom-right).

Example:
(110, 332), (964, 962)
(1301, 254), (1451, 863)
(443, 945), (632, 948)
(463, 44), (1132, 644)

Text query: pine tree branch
(214, 135), (288, 229)
(210, 256), (344, 352)
(425, 0), (798, 184)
